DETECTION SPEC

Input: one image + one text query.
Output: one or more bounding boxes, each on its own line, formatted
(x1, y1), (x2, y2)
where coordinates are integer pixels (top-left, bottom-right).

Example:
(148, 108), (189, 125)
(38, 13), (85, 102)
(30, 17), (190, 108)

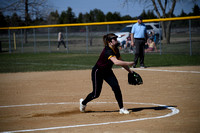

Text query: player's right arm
(110, 56), (134, 67)
(110, 57), (133, 73)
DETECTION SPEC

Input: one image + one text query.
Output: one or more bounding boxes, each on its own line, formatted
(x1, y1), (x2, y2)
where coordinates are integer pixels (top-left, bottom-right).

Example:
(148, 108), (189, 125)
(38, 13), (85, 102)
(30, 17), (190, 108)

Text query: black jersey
(96, 45), (120, 70)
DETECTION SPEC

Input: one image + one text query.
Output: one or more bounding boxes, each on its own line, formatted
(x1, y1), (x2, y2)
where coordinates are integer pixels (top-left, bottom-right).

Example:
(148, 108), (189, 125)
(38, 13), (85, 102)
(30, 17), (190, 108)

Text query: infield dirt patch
(0, 66), (200, 133)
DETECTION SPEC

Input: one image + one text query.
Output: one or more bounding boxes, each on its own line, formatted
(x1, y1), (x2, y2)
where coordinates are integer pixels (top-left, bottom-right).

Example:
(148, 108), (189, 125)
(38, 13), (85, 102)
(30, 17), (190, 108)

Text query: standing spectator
(131, 16), (147, 68)
(57, 32), (66, 50)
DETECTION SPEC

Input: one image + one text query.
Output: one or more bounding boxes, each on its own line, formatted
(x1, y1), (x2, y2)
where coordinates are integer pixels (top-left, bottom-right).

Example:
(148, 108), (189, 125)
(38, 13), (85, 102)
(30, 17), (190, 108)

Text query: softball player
(80, 33), (134, 114)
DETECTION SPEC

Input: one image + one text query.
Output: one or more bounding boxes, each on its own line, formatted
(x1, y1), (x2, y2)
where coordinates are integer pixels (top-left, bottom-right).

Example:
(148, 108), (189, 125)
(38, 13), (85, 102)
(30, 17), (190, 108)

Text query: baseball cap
(137, 16), (143, 20)
(107, 33), (118, 42)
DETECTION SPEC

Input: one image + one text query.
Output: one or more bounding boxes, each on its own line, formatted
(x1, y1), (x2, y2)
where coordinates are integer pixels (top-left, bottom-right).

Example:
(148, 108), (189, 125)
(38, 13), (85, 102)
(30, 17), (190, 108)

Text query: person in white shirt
(57, 32), (66, 50)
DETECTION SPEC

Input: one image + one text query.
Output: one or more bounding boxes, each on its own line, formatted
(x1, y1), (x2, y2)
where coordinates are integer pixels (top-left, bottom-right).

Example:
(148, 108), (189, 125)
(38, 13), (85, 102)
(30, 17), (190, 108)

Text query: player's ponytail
(103, 34), (109, 46)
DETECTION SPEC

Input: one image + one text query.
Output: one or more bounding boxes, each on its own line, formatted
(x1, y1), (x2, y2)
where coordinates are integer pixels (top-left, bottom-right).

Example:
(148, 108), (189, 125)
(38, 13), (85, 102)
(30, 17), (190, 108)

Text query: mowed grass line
(0, 53), (200, 73)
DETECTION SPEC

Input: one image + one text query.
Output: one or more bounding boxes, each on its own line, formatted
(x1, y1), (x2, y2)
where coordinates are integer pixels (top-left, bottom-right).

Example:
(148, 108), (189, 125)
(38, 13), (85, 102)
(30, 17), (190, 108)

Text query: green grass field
(0, 53), (200, 73)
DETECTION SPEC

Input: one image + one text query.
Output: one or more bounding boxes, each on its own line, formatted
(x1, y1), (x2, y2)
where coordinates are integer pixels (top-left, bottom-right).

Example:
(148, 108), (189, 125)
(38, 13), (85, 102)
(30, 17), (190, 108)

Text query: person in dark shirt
(80, 33), (134, 114)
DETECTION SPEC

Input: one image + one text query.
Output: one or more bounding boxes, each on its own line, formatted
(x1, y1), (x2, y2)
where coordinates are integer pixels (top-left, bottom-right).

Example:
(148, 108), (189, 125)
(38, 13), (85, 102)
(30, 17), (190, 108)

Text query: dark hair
(103, 33), (118, 46)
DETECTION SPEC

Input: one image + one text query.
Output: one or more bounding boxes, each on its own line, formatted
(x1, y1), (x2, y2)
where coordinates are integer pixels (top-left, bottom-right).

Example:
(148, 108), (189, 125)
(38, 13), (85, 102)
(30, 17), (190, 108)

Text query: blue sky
(48, 0), (200, 17)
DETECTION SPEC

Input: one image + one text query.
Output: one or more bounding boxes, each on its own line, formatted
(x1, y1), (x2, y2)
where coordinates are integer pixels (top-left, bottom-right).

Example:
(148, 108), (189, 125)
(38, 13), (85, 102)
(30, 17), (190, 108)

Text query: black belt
(135, 38), (145, 40)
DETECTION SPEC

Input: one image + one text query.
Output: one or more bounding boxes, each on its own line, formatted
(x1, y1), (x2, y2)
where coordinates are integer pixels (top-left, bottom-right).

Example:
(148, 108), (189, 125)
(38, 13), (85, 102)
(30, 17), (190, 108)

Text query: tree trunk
(166, 21), (172, 44)
(161, 21), (166, 42)
(151, 0), (176, 44)
(161, 21), (171, 44)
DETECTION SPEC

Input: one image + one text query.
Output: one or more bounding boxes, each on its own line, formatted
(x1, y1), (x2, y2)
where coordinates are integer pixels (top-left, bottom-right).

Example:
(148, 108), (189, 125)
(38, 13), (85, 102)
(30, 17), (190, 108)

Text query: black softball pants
(82, 66), (124, 109)
(57, 40), (66, 48)
(134, 39), (145, 66)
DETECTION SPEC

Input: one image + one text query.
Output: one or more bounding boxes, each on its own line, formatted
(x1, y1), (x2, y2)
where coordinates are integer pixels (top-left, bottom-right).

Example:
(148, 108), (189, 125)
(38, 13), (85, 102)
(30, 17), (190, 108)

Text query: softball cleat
(119, 108), (130, 114)
(80, 98), (86, 112)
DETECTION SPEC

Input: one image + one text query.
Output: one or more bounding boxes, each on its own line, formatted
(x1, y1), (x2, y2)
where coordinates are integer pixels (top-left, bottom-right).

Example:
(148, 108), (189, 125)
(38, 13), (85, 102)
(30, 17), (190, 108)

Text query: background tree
(105, 12), (114, 21)
(65, 7), (76, 23)
(59, 11), (67, 24)
(59, 7), (76, 24)
(47, 10), (59, 24)
(91, 9), (105, 22)
(0, 12), (8, 27)
(77, 13), (83, 23)
(179, 9), (187, 17)
(96, 9), (105, 22)
(191, 4), (200, 27)
(192, 4), (200, 16)
(0, 0), (50, 43)
(112, 12), (122, 21)
(10, 13), (23, 26)
(0, 0), (49, 24)
(0, 2), (199, 37)
(83, 13), (91, 23)
(140, 9), (158, 19)
(121, 15), (133, 20)
(151, 0), (176, 44)
(105, 12), (122, 21)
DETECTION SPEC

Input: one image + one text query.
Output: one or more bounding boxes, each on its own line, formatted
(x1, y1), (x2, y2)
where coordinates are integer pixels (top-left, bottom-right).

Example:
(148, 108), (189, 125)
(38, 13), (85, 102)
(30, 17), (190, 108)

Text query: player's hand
(128, 62), (134, 66)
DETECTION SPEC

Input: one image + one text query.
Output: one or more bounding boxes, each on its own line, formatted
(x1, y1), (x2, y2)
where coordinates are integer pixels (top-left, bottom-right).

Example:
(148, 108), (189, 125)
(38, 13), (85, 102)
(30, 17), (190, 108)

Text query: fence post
(13, 32), (16, 50)
(8, 29), (11, 53)
(33, 28), (36, 53)
(107, 24), (109, 33)
(65, 27), (68, 53)
(21, 29), (24, 53)
(48, 28), (51, 53)
(159, 22), (162, 55)
(189, 19), (192, 56)
(86, 26), (89, 54)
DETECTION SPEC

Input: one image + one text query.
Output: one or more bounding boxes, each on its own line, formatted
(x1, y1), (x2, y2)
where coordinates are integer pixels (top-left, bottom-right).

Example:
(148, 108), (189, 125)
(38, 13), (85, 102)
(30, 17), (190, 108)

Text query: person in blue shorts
(80, 33), (134, 114)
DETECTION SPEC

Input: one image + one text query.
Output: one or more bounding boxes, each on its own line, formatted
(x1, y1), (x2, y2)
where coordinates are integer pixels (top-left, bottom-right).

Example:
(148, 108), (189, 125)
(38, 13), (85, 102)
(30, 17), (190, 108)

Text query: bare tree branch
(157, 0), (167, 17)
(168, 0), (177, 17)
(0, 0), (49, 19)
(151, 0), (161, 18)
(164, 0), (167, 12)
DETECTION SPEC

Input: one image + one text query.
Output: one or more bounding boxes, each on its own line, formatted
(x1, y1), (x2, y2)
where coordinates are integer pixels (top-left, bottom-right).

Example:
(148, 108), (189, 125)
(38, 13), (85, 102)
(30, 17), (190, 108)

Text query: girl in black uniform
(80, 33), (134, 114)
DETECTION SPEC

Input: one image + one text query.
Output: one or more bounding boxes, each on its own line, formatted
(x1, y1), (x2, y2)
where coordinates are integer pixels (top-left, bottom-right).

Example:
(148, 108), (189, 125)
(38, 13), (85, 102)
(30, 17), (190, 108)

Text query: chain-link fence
(0, 17), (200, 55)
(159, 19), (200, 55)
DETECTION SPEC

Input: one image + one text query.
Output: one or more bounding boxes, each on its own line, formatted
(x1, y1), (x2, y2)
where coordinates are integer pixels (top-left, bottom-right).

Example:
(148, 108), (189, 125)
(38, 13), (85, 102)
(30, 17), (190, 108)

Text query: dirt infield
(0, 66), (200, 133)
